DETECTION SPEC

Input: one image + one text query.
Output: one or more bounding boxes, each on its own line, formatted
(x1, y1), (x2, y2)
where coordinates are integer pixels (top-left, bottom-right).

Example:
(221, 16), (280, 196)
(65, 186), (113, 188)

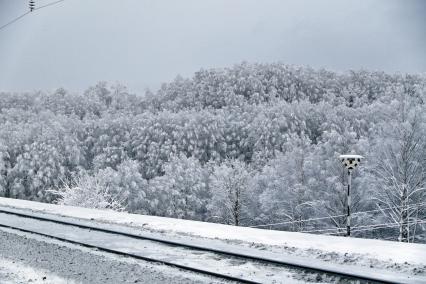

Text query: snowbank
(0, 257), (73, 284)
(0, 197), (425, 266)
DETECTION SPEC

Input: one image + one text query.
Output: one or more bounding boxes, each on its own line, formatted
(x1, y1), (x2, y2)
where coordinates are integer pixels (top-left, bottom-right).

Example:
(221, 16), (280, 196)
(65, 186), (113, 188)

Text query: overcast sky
(0, 0), (425, 94)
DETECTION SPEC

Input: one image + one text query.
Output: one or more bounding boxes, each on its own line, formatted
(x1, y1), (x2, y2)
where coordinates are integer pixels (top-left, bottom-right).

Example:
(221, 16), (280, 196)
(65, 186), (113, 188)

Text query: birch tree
(370, 102), (426, 242)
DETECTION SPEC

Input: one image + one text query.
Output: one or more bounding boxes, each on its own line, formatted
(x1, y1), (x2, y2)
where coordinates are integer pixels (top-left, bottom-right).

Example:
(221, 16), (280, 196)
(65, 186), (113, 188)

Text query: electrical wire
(0, 0), (66, 32)
(300, 219), (426, 234)
(250, 214), (347, 228)
(34, 0), (66, 11)
(299, 227), (346, 234)
(352, 220), (425, 230)
(351, 201), (426, 216)
(0, 11), (30, 31)
(250, 201), (426, 229)
(351, 220), (426, 233)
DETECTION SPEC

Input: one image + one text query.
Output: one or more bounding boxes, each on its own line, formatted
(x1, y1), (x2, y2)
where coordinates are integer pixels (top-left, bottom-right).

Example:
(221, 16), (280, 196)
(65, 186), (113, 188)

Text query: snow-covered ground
(0, 197), (425, 282)
(0, 226), (223, 284)
(0, 257), (73, 284)
(0, 212), (316, 284)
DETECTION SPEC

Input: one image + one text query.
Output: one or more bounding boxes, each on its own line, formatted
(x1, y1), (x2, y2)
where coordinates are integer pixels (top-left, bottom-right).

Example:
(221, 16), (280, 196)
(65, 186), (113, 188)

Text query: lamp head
(339, 154), (363, 171)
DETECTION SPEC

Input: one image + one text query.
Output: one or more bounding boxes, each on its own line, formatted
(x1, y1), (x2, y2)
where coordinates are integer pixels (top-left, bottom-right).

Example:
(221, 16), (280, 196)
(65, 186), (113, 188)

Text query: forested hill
(1, 63), (425, 241)
(154, 63), (425, 110)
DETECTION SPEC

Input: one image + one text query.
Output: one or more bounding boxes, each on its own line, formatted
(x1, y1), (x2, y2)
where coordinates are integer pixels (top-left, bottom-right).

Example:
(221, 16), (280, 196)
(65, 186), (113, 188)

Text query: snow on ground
(0, 256), (74, 284)
(0, 197), (425, 278)
(0, 227), (223, 284)
(0, 215), (312, 284)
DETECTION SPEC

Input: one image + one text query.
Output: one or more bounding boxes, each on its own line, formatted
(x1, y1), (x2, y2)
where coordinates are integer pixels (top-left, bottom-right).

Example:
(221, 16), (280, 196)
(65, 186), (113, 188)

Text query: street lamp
(29, 0), (35, 12)
(339, 154), (363, 237)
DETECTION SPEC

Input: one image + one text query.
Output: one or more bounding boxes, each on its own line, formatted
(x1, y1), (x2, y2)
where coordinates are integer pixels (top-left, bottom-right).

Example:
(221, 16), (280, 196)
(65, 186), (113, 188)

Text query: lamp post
(29, 0), (35, 12)
(339, 154), (363, 237)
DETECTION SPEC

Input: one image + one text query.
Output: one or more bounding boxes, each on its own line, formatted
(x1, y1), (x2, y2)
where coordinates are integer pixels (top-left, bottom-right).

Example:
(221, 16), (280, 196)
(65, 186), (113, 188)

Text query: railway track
(0, 206), (422, 284)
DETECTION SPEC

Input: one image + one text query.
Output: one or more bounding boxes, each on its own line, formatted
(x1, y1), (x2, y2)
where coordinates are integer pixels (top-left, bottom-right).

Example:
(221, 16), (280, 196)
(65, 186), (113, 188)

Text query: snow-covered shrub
(51, 171), (125, 211)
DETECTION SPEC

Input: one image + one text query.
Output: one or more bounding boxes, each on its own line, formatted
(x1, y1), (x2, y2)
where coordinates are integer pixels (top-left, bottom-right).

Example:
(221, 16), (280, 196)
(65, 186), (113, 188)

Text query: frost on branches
(0, 63), (425, 242)
(51, 171), (125, 211)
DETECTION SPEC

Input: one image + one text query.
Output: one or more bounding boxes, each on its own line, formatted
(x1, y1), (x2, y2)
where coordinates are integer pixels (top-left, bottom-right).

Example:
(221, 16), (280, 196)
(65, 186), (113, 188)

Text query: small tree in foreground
(51, 171), (125, 211)
(209, 160), (252, 226)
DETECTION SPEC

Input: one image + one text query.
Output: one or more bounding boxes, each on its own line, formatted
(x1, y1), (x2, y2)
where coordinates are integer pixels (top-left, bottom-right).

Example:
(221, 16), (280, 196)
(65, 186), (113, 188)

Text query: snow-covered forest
(1, 63), (425, 242)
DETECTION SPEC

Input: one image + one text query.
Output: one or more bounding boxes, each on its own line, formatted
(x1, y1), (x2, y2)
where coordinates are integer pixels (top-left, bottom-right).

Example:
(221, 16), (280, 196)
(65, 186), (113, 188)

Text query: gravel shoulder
(0, 227), (224, 284)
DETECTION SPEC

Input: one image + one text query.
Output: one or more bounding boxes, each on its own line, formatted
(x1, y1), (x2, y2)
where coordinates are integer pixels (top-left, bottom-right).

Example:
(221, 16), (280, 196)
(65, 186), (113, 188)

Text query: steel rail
(0, 207), (417, 284)
(0, 221), (259, 284)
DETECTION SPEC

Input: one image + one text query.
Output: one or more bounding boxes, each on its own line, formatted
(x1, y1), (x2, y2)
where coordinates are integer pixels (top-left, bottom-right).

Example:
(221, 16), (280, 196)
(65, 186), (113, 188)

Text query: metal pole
(347, 170), (351, 237)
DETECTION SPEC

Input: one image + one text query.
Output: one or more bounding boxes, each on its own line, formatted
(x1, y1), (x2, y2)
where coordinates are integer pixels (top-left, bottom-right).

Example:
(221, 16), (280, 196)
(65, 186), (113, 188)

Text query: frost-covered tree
(52, 171), (125, 211)
(0, 142), (11, 197)
(209, 160), (252, 226)
(253, 134), (315, 231)
(1, 63), (426, 242)
(148, 154), (210, 220)
(369, 100), (426, 242)
(96, 160), (148, 213)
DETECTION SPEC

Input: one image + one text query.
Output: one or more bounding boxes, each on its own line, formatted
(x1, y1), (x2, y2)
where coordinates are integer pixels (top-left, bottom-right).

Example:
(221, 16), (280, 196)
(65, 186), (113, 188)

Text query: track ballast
(0, 206), (420, 284)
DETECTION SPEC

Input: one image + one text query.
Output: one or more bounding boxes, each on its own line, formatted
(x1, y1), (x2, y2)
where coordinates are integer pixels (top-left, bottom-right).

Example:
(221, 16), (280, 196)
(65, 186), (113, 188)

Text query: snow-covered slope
(0, 197), (425, 276)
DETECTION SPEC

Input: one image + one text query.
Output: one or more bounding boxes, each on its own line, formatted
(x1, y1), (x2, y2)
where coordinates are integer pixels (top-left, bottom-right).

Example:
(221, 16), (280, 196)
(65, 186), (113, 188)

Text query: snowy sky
(0, 0), (425, 94)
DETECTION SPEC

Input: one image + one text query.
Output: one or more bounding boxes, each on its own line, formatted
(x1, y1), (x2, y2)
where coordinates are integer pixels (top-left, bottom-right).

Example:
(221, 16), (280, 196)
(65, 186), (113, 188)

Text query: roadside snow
(0, 227), (221, 284)
(0, 197), (425, 270)
(0, 257), (74, 284)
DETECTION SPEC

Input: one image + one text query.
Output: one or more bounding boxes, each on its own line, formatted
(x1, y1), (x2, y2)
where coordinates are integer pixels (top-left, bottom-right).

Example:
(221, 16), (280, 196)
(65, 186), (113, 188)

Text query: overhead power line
(351, 220), (426, 234)
(0, 11), (30, 31)
(0, 0), (66, 32)
(250, 214), (347, 228)
(34, 0), (66, 11)
(250, 201), (426, 229)
(299, 219), (426, 234)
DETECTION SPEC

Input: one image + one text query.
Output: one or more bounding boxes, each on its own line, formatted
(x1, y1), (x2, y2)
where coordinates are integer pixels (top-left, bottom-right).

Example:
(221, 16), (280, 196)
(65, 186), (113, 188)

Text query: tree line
(1, 63), (425, 242)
